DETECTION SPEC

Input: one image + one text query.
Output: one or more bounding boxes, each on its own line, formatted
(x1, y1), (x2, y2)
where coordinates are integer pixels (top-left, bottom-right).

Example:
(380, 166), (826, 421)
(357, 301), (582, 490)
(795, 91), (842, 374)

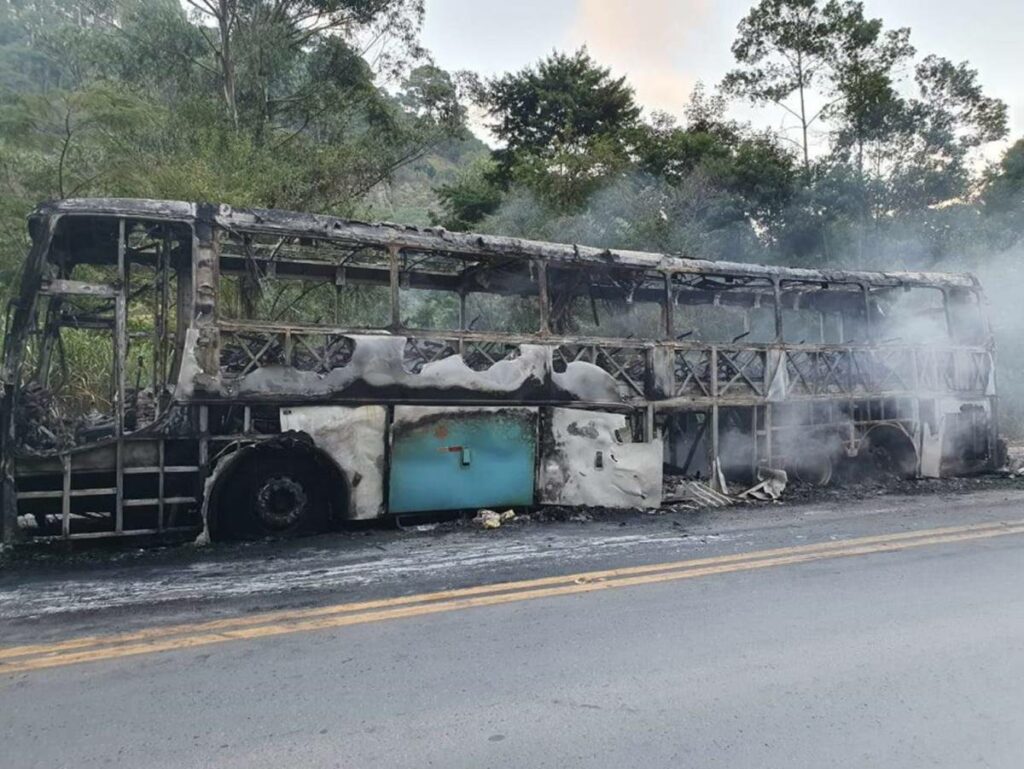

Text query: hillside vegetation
(1, 0), (1022, 433)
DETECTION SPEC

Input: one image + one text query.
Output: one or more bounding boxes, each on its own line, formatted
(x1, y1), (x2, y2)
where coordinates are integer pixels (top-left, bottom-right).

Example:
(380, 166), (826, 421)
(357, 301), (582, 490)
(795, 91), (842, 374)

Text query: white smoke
(957, 245), (1024, 440)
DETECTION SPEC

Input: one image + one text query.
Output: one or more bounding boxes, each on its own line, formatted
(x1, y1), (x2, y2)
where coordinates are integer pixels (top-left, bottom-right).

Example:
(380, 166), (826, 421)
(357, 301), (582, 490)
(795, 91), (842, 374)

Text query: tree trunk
(218, 0), (238, 129)
(797, 52), (810, 174)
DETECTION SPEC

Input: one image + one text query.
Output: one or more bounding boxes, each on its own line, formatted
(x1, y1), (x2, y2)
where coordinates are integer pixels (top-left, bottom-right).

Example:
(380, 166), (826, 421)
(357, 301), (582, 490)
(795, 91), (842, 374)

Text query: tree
(632, 85), (742, 186)
(632, 87), (797, 237)
(723, 0), (833, 172)
(0, 84), (154, 199)
(837, 55), (1008, 214)
(905, 55), (1008, 201)
(632, 112), (733, 186)
(433, 156), (504, 231)
(399, 64), (465, 129)
(824, 1), (914, 181)
(474, 48), (640, 208)
(0, 0), (464, 208)
(722, 0), (1009, 267)
(724, 0), (917, 178)
(0, 0), (471, 306)
(180, 0), (425, 132)
(983, 139), (1024, 216)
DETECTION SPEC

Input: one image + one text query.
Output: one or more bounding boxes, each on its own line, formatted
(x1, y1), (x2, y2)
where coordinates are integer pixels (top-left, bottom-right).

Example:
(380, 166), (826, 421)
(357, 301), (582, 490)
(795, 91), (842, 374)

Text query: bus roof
(31, 197), (979, 291)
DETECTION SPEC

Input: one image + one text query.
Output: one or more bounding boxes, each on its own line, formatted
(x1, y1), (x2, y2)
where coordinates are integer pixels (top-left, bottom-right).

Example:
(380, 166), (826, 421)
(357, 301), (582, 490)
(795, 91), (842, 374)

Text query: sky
(420, 0), (1024, 156)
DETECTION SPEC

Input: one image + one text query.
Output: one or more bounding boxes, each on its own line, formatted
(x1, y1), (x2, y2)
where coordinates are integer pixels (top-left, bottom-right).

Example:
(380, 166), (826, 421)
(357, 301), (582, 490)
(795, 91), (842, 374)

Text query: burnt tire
(791, 454), (834, 486)
(863, 426), (918, 480)
(209, 434), (344, 540)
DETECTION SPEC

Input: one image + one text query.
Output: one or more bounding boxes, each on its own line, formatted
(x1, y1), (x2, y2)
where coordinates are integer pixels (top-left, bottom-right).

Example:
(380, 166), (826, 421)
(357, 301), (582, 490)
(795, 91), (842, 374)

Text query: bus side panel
(539, 407), (663, 509)
(388, 407), (537, 514)
(280, 405), (387, 520)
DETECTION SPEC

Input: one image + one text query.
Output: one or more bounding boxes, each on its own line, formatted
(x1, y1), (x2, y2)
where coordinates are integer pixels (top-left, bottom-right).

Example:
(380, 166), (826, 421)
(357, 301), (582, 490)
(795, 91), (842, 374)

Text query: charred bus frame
(0, 198), (999, 543)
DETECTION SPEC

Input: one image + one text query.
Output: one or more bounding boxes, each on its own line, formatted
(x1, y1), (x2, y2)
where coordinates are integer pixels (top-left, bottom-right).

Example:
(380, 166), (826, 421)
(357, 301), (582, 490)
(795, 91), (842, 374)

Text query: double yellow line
(3, 518), (1023, 676)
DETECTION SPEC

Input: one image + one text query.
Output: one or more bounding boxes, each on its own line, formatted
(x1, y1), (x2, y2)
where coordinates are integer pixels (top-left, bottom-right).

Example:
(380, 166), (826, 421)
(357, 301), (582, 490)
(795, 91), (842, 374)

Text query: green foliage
(474, 48), (641, 208)
(2, 2), (1023, 433)
(433, 156), (503, 231)
(723, 0), (1008, 213)
(453, 66), (798, 262)
(824, 2), (914, 147)
(983, 139), (1024, 230)
(0, 0), (469, 295)
(633, 110), (797, 235)
(1, 84), (157, 198)
(723, 0), (834, 169)
(828, 53), (1008, 216)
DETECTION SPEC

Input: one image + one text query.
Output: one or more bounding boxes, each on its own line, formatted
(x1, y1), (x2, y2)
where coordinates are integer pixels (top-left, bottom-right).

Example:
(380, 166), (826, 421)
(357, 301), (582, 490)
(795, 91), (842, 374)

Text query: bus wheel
(790, 456), (831, 487)
(792, 454), (833, 486)
(863, 426), (918, 480)
(209, 433), (345, 540)
(255, 475), (309, 531)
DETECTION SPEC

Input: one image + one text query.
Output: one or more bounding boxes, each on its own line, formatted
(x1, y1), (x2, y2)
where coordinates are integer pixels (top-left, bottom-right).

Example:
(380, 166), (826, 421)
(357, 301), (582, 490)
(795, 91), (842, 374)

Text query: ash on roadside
(779, 473), (1022, 505)
(3, 472), (1021, 573)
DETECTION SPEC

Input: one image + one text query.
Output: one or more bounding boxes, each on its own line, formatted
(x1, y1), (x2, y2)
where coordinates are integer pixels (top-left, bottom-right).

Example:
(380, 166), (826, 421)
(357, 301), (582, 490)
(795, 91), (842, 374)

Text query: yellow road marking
(2, 519), (1023, 675)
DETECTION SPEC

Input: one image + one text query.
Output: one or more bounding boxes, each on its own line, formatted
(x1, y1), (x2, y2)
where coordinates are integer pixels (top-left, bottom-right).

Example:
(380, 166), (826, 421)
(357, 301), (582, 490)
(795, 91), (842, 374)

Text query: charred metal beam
(40, 279), (117, 298)
(32, 199), (981, 291)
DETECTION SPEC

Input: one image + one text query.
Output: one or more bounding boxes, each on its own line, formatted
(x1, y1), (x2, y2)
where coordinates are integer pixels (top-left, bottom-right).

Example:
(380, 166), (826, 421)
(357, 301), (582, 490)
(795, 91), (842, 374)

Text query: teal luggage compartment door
(388, 407), (537, 514)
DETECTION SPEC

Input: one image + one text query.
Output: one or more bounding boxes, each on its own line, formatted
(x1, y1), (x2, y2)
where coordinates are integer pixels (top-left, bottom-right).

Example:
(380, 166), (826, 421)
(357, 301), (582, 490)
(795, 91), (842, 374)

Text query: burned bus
(0, 198), (999, 543)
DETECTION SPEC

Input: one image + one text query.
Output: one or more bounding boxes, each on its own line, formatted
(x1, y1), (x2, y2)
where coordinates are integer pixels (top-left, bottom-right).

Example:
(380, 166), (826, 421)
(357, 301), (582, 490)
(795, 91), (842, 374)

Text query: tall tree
(824, 1), (914, 181)
(723, 0), (833, 172)
(834, 54), (1008, 214)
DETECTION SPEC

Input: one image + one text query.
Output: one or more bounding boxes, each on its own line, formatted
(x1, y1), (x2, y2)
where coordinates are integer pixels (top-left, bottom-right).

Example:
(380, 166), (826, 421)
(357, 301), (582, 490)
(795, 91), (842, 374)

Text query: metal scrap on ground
(663, 466), (788, 509)
(662, 480), (736, 508)
(739, 468), (789, 502)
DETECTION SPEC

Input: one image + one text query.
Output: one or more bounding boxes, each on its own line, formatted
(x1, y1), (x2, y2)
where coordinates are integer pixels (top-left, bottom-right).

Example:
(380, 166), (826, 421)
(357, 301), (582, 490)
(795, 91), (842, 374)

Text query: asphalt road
(3, 483), (1024, 768)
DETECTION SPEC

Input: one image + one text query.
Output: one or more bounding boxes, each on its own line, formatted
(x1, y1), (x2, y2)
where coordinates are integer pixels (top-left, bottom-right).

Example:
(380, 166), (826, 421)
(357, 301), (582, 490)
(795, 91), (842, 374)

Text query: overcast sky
(421, 0), (1024, 155)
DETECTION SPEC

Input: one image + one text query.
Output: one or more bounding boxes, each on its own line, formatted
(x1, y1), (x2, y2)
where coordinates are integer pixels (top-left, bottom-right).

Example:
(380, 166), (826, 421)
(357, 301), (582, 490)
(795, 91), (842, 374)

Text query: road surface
(2, 483), (1024, 768)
